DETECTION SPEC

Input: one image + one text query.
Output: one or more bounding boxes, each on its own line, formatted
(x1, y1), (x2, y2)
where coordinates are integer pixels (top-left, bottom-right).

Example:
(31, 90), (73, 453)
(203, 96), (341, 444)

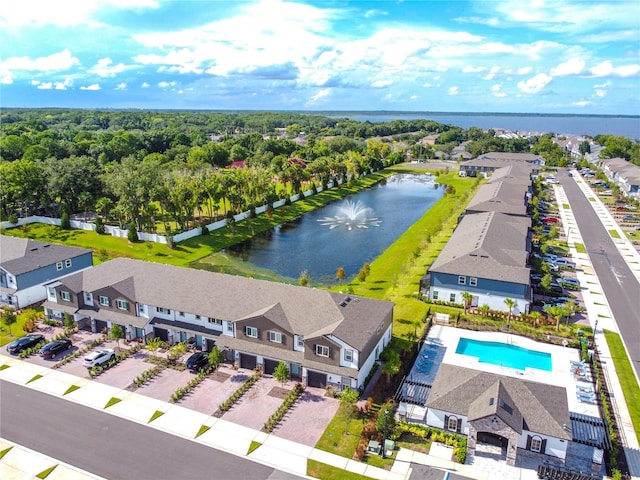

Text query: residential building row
(423, 154), (538, 315)
(43, 257), (394, 391)
(596, 157), (640, 200)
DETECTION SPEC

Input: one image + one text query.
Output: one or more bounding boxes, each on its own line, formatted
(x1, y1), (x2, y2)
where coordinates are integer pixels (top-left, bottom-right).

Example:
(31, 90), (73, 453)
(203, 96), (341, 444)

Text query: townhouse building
(43, 257), (394, 390)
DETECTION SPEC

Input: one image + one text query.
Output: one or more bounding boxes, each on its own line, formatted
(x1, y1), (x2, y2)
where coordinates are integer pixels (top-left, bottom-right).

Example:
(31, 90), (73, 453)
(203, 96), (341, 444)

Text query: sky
(1, 0), (639, 115)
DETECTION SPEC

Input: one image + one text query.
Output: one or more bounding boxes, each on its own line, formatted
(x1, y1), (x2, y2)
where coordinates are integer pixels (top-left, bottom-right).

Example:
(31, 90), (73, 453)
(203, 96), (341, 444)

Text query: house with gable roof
(0, 235), (93, 309)
(43, 257), (393, 390)
(425, 364), (572, 466)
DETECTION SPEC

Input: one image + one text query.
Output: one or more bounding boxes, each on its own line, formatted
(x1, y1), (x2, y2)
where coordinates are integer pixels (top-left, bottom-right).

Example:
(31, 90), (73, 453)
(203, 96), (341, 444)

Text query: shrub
(169, 367), (211, 402)
(95, 216), (105, 234)
(218, 372), (260, 412)
(127, 221), (139, 242)
(8, 213), (18, 224)
(60, 211), (70, 229)
(263, 383), (304, 432)
(41, 318), (59, 327)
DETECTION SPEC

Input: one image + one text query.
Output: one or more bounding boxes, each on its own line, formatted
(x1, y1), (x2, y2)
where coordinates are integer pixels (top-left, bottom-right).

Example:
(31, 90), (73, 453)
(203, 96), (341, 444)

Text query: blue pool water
(455, 338), (552, 371)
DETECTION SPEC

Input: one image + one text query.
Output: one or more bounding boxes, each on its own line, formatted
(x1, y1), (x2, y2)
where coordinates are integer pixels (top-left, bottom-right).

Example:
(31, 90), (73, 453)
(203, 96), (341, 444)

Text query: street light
(381, 408), (389, 459)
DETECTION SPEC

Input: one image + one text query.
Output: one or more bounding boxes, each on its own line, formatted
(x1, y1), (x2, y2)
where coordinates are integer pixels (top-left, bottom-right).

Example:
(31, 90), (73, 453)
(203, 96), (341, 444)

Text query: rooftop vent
(30, 247), (38, 251)
(43, 244), (50, 248)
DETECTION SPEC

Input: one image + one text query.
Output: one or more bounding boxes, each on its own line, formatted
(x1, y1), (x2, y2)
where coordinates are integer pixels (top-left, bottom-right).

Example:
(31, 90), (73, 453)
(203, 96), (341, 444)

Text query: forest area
(1, 109), (637, 237)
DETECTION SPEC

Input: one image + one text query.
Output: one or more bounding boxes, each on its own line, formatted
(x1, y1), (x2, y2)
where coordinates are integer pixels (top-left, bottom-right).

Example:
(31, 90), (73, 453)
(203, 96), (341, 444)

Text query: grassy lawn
(603, 329), (640, 441)
(307, 460), (374, 480)
(608, 229), (621, 239)
(0, 308), (43, 347)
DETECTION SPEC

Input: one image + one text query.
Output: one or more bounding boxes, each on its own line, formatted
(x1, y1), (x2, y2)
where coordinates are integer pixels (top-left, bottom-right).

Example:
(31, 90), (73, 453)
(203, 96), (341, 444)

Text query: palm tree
(461, 292), (472, 314)
(504, 297), (516, 333)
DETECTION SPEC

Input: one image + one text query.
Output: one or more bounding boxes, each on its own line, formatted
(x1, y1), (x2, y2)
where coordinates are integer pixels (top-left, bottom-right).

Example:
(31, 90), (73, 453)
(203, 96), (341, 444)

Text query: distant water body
(324, 112), (640, 139)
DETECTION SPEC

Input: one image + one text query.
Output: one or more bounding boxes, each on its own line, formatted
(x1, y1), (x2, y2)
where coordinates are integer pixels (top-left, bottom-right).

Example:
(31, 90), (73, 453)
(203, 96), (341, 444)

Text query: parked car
(39, 339), (72, 359)
(552, 258), (576, 269)
(83, 349), (116, 369)
(7, 334), (45, 355)
(558, 277), (581, 289)
(186, 351), (209, 371)
(542, 217), (559, 223)
(622, 214), (638, 221)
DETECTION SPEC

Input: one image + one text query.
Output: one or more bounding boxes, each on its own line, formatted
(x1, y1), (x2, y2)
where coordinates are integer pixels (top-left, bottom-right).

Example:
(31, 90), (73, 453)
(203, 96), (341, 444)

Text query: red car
(542, 217), (559, 223)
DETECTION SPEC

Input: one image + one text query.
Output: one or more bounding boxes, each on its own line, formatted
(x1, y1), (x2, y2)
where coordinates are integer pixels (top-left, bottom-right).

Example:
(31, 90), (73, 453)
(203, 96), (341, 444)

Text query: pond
(225, 173), (444, 285)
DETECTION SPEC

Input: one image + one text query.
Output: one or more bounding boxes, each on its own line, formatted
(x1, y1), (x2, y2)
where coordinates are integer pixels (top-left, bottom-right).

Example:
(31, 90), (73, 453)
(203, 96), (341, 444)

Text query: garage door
(239, 353), (257, 370)
(307, 370), (327, 388)
(153, 327), (168, 341)
(94, 319), (108, 334)
(264, 358), (279, 375)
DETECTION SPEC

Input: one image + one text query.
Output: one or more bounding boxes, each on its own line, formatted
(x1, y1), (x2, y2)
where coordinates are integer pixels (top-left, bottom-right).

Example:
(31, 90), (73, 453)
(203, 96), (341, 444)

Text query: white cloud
(372, 79), (393, 87)
(595, 89), (607, 98)
(423, 83), (433, 88)
(158, 81), (177, 89)
(37, 81), (52, 89)
(115, 82), (127, 90)
(89, 58), (128, 77)
(410, 95), (418, 100)
(572, 100), (592, 107)
(0, 0), (159, 28)
(80, 83), (100, 90)
(517, 66), (532, 75)
(0, 49), (79, 73)
(463, 65), (486, 73)
(550, 58), (585, 76)
(517, 73), (552, 93)
(141, 82), (150, 88)
(448, 86), (459, 95)
(482, 66), (500, 80)
(306, 88), (331, 106)
(491, 83), (506, 97)
(433, 75), (441, 81)
(1, 74), (13, 84)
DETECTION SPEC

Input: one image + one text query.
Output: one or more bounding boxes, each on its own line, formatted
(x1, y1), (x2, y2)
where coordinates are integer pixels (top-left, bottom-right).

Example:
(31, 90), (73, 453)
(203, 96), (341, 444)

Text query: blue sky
(1, 0), (639, 114)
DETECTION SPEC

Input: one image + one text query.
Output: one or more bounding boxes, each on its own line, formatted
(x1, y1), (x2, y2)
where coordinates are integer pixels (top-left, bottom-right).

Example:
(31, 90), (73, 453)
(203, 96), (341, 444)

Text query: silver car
(82, 349), (116, 369)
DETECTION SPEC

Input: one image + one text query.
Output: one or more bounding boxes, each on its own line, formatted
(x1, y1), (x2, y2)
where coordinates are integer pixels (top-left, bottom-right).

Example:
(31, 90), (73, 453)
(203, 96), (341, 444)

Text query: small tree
(1, 307), (17, 335)
(273, 361), (291, 389)
(461, 292), (472, 314)
(109, 324), (125, 349)
(504, 297), (516, 333)
(478, 304), (491, 316)
(146, 337), (165, 358)
(339, 386), (360, 434)
(95, 216), (105, 234)
(208, 346), (224, 370)
(60, 211), (71, 229)
(168, 342), (187, 363)
(336, 267), (346, 284)
(127, 220), (139, 243)
(63, 312), (75, 330)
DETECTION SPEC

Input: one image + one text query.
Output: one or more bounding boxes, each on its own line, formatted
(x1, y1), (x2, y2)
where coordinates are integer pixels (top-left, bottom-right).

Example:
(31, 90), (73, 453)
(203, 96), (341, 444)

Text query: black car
(7, 334), (45, 355)
(186, 351), (209, 371)
(40, 339), (72, 359)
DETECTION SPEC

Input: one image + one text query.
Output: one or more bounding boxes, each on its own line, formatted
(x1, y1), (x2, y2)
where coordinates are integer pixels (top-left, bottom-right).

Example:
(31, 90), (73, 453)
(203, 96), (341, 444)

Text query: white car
(83, 349), (116, 369)
(553, 258), (576, 269)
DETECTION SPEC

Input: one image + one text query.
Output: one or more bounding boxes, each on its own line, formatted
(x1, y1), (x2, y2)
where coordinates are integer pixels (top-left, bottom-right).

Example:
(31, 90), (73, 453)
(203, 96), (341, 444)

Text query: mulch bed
(268, 386), (290, 399)
(211, 370), (231, 382)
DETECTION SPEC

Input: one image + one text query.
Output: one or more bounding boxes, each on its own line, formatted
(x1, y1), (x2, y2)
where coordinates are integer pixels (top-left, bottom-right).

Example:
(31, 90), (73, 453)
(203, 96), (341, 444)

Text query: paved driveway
(94, 350), (152, 390)
(135, 366), (195, 403)
(177, 367), (252, 415)
(272, 386), (339, 446)
(221, 375), (284, 430)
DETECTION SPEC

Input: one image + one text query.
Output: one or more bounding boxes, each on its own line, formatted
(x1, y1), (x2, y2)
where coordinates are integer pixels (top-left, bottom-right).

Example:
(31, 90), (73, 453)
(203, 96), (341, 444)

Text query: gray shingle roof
(61, 258), (393, 351)
(426, 364), (571, 439)
(466, 181), (529, 216)
(477, 152), (544, 162)
(429, 211), (530, 284)
(0, 236), (92, 276)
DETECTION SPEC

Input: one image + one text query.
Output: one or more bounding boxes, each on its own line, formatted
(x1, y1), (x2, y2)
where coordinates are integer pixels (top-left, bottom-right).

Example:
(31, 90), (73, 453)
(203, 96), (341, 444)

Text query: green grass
(195, 425), (210, 438)
(104, 396), (122, 408)
(395, 432), (431, 454)
(315, 411), (364, 457)
(63, 385), (80, 395)
(148, 410), (165, 423)
(247, 440), (262, 455)
(0, 308), (44, 347)
(0, 446), (12, 459)
(574, 242), (586, 254)
(608, 230), (621, 239)
(563, 204), (570, 209)
(307, 459), (374, 480)
(603, 329), (640, 441)
(27, 374), (42, 383)
(0, 364), (10, 371)
(36, 465), (57, 479)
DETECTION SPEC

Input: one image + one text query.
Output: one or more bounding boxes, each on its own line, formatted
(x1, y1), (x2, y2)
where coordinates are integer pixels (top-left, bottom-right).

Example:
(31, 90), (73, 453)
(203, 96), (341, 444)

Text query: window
(116, 299), (128, 311)
(65, 259), (72, 268)
(179, 311), (185, 317)
(84, 292), (92, 302)
(530, 437), (542, 453)
(458, 276), (466, 285)
(450, 293), (456, 302)
(432, 290), (439, 300)
(226, 322), (234, 332)
(268, 331), (282, 343)
(297, 336), (304, 348)
(344, 349), (353, 362)
(316, 345), (329, 357)
(447, 416), (459, 432)
(56, 262), (63, 271)
(99, 295), (110, 306)
(209, 318), (222, 325)
(157, 307), (170, 314)
(61, 291), (71, 301)
(470, 277), (478, 287)
(195, 315), (201, 320)
(245, 326), (258, 338)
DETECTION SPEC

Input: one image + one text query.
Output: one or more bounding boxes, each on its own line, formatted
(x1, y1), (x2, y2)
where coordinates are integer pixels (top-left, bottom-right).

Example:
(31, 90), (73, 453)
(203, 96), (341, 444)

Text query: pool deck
(425, 325), (600, 418)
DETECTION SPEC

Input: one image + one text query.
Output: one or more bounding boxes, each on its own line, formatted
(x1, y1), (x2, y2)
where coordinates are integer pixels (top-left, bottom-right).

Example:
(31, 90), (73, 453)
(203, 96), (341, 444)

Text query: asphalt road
(0, 380), (302, 480)
(558, 170), (640, 379)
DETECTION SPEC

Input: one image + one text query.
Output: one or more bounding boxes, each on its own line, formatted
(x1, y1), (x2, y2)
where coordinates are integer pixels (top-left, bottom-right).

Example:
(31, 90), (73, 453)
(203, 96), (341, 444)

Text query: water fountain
(317, 199), (382, 230)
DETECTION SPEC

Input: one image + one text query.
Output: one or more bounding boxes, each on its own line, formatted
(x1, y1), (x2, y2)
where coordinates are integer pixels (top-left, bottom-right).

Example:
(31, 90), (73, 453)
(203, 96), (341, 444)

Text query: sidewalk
(555, 179), (640, 478)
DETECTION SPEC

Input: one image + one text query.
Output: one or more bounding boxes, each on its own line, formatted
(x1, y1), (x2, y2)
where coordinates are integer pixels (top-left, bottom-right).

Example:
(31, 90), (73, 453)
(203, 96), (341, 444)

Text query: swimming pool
(455, 338), (552, 371)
